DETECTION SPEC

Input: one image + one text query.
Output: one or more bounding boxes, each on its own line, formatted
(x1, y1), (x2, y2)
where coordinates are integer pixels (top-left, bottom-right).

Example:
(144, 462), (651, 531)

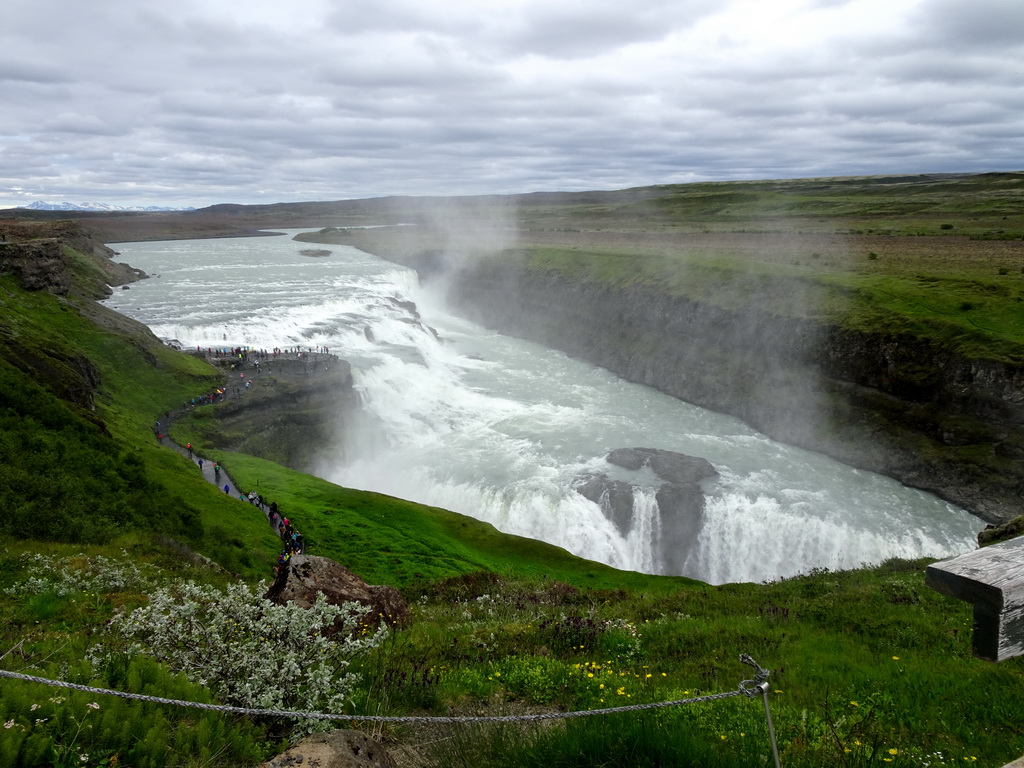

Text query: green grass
(345, 559), (1023, 766)
(3, 542), (1022, 766)
(165, 443), (694, 593)
(518, 245), (1024, 363)
(621, 172), (1024, 236)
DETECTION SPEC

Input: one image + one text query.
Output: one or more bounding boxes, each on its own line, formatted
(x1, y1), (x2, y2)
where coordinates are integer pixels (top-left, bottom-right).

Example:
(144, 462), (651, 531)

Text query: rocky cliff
(0, 221), (153, 416)
(0, 220), (146, 296)
(187, 358), (358, 475)
(388, 252), (1022, 525)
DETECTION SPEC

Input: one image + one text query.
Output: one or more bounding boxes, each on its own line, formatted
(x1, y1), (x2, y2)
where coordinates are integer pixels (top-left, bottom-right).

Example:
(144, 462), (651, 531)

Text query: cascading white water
(106, 231), (983, 584)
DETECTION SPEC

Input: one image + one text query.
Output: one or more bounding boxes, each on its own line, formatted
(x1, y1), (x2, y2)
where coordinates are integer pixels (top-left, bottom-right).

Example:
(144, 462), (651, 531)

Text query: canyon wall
(408, 254), (1023, 525)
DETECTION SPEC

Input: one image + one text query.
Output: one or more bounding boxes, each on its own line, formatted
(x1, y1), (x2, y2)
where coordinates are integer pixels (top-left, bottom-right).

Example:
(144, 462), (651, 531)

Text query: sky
(1, 0), (1021, 209)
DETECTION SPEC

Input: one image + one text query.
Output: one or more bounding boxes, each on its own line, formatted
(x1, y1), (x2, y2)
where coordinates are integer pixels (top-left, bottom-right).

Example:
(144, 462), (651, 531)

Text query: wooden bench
(925, 536), (1024, 661)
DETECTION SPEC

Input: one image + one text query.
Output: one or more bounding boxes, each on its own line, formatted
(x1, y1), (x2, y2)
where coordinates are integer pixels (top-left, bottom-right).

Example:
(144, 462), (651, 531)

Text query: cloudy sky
(1, 0), (1021, 208)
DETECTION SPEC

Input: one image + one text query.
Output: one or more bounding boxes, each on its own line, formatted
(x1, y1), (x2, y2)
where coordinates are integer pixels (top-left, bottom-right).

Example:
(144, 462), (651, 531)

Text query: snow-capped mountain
(23, 201), (195, 212)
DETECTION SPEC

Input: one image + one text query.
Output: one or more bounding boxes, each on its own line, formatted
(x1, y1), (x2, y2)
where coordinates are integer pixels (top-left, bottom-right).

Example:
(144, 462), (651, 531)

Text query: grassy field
(3, 177), (1024, 766)
(3, 534), (1022, 766)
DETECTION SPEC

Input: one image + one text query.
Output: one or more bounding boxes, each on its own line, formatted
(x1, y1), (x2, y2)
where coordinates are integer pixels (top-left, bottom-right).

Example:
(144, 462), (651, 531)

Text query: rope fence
(1, 653), (781, 765)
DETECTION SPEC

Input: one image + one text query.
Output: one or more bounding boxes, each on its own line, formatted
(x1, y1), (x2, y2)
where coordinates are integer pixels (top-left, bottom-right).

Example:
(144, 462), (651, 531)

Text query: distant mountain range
(22, 201), (195, 212)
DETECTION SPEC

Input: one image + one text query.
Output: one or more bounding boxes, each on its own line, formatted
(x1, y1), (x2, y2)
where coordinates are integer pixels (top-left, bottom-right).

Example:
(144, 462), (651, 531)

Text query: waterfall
(106, 232), (984, 584)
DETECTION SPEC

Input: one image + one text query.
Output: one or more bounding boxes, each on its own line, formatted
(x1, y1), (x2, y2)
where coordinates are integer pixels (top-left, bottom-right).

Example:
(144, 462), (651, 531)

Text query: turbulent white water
(105, 230), (982, 584)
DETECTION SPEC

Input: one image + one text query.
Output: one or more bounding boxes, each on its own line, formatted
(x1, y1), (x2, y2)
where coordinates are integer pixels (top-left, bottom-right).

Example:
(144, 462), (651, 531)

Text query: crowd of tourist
(237, 490), (307, 575)
(154, 344), (317, 575)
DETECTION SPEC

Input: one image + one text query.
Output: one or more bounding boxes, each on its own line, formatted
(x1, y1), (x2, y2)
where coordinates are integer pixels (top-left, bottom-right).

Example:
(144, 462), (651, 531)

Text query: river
(104, 230), (982, 584)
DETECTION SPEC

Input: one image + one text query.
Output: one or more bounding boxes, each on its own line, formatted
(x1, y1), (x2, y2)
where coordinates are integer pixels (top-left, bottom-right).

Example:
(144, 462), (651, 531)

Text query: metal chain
(0, 654), (769, 724)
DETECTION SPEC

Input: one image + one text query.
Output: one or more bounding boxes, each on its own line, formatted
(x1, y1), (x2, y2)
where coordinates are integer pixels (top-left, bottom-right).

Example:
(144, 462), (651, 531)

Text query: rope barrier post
(737, 654), (781, 768)
(758, 681), (782, 768)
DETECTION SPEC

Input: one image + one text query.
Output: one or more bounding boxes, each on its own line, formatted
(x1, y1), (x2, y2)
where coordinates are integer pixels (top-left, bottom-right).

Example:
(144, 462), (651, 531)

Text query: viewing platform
(926, 535), (1024, 662)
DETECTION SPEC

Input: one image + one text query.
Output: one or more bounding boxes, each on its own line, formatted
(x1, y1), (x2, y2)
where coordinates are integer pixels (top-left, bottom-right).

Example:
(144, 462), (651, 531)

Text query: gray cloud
(911, 0), (1024, 49)
(0, 0), (1020, 208)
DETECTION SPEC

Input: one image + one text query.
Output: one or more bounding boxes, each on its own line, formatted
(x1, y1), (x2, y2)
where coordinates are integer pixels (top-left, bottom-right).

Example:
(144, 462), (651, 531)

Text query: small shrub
(422, 571), (504, 602)
(998, 267), (1010, 275)
(90, 580), (388, 735)
(868, 252), (878, 260)
(940, 223), (954, 230)
(536, 615), (605, 657)
(4, 552), (157, 598)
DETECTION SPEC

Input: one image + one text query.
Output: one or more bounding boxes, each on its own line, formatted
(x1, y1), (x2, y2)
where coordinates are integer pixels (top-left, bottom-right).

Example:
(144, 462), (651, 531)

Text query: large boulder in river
(609, 448), (719, 573)
(573, 474), (636, 536)
(574, 448), (718, 575)
(265, 555), (410, 630)
(654, 482), (708, 573)
(607, 447), (718, 486)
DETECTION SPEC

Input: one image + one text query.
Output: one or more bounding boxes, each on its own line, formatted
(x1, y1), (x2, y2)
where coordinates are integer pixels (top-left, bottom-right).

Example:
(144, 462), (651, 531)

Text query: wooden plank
(925, 536), (1024, 661)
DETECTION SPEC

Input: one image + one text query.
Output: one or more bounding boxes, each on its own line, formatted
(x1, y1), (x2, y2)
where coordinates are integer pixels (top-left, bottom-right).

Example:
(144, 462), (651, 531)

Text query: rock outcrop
(978, 516), (1024, 547)
(259, 729), (397, 768)
(573, 475), (635, 535)
(2, 339), (102, 412)
(0, 220), (146, 296)
(0, 239), (72, 295)
(266, 554), (411, 630)
(192, 360), (357, 474)
(606, 447), (719, 487)
(574, 448), (718, 574)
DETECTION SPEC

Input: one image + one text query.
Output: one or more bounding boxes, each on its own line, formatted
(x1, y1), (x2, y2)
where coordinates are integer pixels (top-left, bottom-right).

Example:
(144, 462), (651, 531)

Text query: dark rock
(0, 240), (71, 295)
(572, 449), (718, 574)
(607, 448), (718, 486)
(4, 338), (101, 411)
(655, 483), (707, 573)
(978, 516), (1024, 547)
(300, 248), (332, 257)
(387, 296), (420, 320)
(573, 474), (635, 535)
(0, 221), (146, 298)
(195, 362), (356, 473)
(266, 554), (410, 630)
(259, 729), (397, 768)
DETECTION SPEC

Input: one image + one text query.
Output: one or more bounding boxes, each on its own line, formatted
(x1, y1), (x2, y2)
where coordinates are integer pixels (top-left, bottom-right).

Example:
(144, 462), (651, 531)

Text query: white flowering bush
(91, 580), (388, 734)
(4, 552), (157, 597)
